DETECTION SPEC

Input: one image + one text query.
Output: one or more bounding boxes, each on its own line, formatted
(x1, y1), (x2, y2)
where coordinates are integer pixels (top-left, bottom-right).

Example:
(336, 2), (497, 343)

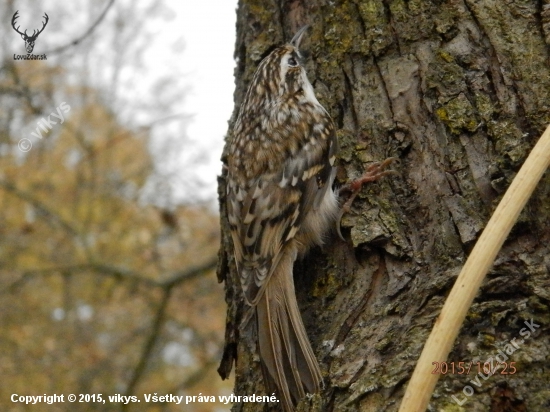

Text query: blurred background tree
(0, 0), (232, 411)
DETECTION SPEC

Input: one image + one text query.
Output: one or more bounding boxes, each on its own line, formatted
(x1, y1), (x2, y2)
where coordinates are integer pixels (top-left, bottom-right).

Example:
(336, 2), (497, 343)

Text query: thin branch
(0, 63), (46, 115)
(122, 287), (172, 404)
(116, 258), (218, 398)
(0, 179), (81, 238)
(44, 0), (115, 55)
(1, 258), (218, 294)
(0, 264), (148, 295)
(161, 258), (218, 288)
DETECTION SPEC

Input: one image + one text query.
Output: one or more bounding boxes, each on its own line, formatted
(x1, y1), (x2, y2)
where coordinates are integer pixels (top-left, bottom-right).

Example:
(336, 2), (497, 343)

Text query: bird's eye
(288, 56), (298, 67)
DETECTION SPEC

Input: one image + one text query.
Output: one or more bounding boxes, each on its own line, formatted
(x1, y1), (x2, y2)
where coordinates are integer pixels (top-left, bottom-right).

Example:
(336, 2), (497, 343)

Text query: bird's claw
(336, 157), (398, 240)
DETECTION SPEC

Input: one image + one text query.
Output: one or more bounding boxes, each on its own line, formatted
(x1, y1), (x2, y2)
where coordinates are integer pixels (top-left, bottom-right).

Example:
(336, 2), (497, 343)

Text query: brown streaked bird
(226, 25), (337, 411)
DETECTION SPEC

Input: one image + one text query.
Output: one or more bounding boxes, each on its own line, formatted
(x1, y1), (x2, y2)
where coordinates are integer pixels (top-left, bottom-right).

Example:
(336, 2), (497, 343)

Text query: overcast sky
(6, 0), (237, 206)
(170, 0), (237, 204)
(138, 0), (238, 206)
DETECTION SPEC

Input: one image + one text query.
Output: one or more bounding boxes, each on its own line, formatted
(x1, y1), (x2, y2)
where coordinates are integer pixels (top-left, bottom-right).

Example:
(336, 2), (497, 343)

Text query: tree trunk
(218, 1), (550, 410)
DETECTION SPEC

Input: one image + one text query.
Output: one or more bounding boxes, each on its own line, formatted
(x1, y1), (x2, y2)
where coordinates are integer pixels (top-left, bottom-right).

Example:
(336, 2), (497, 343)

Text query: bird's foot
(336, 157), (398, 239)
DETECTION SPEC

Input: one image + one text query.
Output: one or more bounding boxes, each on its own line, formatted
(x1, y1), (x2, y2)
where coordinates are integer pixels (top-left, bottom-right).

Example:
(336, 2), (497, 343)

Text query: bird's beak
(289, 25), (310, 49)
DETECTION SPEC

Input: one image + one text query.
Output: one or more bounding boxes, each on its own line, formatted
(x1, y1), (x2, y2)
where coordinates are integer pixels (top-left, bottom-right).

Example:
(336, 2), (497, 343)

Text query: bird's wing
(227, 130), (336, 306)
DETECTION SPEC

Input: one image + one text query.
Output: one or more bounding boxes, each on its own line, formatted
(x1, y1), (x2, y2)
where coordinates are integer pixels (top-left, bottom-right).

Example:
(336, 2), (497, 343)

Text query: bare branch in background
(44, 0), (115, 55)
(0, 179), (81, 238)
(1, 258), (218, 294)
(123, 287), (172, 401)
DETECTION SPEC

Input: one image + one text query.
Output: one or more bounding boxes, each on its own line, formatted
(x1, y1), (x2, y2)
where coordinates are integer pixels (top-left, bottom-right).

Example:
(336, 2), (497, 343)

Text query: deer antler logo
(11, 11), (49, 54)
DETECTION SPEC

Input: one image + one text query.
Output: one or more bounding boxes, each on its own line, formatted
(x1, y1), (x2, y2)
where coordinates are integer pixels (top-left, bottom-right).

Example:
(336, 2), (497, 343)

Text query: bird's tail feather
(256, 251), (322, 411)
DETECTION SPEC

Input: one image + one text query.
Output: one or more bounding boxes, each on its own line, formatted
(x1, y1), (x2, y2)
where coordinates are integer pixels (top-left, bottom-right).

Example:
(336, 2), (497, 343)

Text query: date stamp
(449, 318), (541, 407)
(431, 361), (516, 375)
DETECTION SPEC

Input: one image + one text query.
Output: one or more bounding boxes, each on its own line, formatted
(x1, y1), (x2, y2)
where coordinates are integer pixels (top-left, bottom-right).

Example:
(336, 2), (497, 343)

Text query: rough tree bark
(218, 1), (550, 411)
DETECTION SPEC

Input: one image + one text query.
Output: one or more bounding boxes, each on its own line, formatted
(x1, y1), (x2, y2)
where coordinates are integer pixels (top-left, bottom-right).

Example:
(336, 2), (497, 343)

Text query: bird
(225, 25), (395, 411)
(225, 25), (336, 411)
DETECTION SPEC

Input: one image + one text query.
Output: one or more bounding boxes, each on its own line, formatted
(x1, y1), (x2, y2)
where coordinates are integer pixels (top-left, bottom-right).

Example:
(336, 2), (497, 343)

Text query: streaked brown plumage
(226, 26), (338, 411)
